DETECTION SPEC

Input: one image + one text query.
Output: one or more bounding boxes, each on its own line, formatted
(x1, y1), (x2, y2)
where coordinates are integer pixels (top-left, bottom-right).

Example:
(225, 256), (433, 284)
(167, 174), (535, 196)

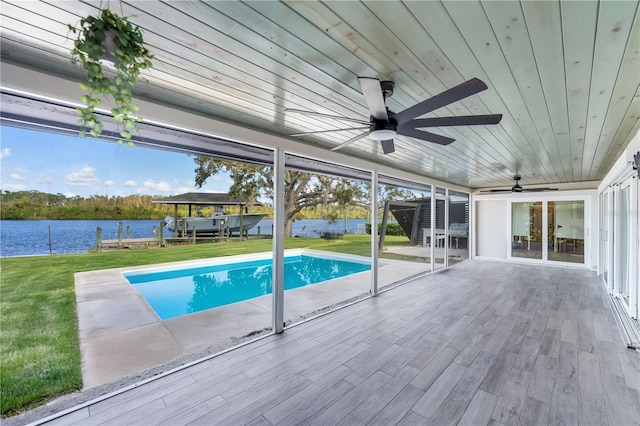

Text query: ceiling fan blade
(480, 189), (511, 193)
(397, 127), (455, 145)
(522, 188), (559, 192)
(394, 78), (489, 124)
(401, 114), (503, 129)
(380, 139), (395, 154)
(330, 131), (369, 152)
(284, 108), (370, 125)
(358, 77), (388, 121)
(289, 127), (369, 137)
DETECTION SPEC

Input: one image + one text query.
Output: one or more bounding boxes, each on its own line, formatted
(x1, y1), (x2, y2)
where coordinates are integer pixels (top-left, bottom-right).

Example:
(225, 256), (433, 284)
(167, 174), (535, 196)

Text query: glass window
(449, 191), (470, 263)
(620, 186), (630, 304)
(378, 184), (432, 276)
(511, 202), (543, 259)
(601, 192), (609, 284)
(548, 201), (585, 264)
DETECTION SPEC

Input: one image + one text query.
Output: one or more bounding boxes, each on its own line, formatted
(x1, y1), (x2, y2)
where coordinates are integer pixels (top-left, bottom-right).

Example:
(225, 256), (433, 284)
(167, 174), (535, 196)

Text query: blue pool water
(124, 254), (370, 320)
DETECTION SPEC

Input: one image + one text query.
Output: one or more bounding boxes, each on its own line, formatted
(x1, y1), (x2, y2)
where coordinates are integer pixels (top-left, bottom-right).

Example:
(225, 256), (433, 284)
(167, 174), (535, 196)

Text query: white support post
(542, 200), (549, 261)
(272, 147), (285, 334)
(371, 171), (379, 296)
(630, 176), (638, 319)
(469, 193), (474, 260)
(609, 184), (622, 297)
(430, 184), (436, 272)
(607, 188), (615, 293)
(444, 189), (450, 268)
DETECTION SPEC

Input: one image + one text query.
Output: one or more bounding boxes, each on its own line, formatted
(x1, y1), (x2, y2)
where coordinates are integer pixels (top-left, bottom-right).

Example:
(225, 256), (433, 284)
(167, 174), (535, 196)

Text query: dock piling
(97, 227), (103, 251)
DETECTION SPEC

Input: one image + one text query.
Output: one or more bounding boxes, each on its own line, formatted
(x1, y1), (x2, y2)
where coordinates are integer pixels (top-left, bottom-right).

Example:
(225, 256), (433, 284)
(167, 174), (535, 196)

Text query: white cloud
(65, 166), (98, 186)
(9, 167), (28, 180)
(0, 148), (10, 159)
(36, 175), (54, 184)
(177, 186), (197, 193)
(142, 180), (171, 192)
(2, 183), (25, 191)
(103, 180), (116, 187)
(124, 180), (137, 187)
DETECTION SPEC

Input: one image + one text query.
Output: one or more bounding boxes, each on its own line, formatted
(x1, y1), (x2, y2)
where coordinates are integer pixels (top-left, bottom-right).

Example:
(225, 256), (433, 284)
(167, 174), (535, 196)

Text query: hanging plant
(68, 8), (154, 146)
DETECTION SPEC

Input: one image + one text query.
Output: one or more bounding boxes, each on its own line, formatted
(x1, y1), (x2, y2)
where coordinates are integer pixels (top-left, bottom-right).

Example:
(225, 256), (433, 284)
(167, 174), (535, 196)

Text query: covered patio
(1, 1), (639, 424)
(10, 260), (640, 425)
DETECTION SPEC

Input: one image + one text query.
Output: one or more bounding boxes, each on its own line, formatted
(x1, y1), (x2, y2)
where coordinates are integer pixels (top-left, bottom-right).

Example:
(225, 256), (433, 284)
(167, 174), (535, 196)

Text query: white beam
(371, 171), (379, 296)
(445, 189), (450, 268)
(0, 63), (470, 193)
(431, 184), (436, 272)
(272, 147), (285, 334)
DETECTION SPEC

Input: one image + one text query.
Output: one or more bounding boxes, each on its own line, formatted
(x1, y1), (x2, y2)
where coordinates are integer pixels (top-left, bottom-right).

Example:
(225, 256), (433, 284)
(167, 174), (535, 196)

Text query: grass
(0, 234), (410, 417)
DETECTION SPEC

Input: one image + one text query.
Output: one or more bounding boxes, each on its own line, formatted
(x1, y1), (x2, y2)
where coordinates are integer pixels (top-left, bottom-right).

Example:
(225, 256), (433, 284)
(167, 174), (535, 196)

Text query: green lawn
(0, 235), (410, 417)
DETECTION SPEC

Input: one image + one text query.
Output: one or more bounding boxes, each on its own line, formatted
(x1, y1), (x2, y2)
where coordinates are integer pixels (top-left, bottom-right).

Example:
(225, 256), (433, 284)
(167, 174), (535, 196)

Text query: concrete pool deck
(74, 249), (430, 388)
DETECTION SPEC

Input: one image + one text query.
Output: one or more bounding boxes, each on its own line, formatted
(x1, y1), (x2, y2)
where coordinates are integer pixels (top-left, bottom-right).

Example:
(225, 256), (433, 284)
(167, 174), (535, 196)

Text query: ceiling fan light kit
(369, 126), (396, 141)
(286, 77), (503, 155)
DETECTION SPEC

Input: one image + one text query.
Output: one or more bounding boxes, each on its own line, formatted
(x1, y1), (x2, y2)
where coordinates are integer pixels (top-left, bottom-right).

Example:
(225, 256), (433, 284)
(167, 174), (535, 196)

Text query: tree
(194, 157), (363, 237)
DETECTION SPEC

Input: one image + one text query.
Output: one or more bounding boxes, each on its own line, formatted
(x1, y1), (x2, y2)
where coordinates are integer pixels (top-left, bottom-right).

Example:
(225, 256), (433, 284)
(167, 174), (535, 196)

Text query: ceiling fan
(285, 77), (502, 154)
(481, 175), (558, 193)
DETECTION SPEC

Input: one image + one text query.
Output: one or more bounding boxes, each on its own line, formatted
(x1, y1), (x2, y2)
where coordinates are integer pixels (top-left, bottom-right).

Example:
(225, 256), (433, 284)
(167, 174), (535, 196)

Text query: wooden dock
(96, 222), (272, 252)
(98, 234), (271, 251)
(164, 233), (272, 245)
(99, 237), (162, 251)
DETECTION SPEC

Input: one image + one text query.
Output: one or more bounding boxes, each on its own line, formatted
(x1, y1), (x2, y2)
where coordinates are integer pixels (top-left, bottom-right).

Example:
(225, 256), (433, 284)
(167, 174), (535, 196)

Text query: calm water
(0, 218), (368, 257)
(125, 254), (371, 320)
(0, 220), (163, 257)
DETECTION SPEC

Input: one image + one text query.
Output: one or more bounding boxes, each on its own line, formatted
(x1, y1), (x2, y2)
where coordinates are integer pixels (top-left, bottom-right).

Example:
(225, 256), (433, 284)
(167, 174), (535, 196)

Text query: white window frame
(506, 195), (590, 267)
(611, 177), (638, 319)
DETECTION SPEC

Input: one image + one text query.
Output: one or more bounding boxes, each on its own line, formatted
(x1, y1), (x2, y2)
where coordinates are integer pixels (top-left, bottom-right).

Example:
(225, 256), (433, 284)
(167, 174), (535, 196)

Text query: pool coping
(74, 249), (430, 388)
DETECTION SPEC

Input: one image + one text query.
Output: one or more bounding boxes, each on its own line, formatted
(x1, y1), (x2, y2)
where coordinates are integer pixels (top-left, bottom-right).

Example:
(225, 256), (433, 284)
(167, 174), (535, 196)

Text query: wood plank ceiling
(1, 1), (639, 189)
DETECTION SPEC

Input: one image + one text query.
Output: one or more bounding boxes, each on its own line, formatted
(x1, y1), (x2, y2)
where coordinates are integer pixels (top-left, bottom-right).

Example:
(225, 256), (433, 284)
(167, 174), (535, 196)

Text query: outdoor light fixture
(369, 128), (397, 141)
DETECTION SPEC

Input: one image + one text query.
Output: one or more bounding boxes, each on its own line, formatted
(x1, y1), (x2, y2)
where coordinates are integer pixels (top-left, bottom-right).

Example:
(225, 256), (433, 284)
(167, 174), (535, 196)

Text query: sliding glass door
(548, 201), (584, 264)
(601, 176), (638, 320)
(619, 184), (631, 306)
(511, 202), (543, 259)
(510, 199), (585, 265)
(600, 191), (610, 287)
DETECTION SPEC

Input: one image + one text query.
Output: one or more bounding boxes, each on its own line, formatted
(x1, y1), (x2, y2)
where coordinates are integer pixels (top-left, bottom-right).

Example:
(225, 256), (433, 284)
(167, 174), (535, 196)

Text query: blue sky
(0, 126), (233, 198)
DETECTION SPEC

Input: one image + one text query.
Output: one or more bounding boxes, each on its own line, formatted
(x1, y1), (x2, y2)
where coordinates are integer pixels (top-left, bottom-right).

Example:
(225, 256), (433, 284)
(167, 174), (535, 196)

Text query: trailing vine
(68, 8), (153, 146)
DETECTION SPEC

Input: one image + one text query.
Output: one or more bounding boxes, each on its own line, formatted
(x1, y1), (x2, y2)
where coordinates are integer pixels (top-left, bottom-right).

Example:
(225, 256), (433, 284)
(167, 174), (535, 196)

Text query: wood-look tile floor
(44, 260), (640, 426)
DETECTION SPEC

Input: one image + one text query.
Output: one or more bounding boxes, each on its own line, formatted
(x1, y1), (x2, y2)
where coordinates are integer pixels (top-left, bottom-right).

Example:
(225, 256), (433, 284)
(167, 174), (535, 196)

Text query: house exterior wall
(474, 200), (508, 259)
(472, 189), (599, 270)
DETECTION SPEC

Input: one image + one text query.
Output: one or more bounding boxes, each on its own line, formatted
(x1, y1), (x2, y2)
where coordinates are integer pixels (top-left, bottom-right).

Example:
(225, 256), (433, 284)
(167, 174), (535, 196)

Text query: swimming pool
(124, 251), (371, 320)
